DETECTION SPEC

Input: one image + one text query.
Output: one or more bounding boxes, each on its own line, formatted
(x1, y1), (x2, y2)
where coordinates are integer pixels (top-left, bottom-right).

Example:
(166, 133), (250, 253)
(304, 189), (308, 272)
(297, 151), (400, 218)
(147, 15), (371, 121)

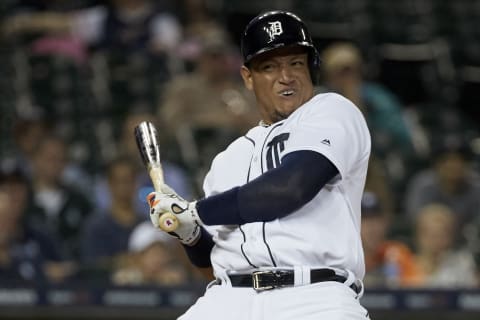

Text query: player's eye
(291, 60), (305, 67)
(263, 65), (274, 71)
(260, 62), (276, 71)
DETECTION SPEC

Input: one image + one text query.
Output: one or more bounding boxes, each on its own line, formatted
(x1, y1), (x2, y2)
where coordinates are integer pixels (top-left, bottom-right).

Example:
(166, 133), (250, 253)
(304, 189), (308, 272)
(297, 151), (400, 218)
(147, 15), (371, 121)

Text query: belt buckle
(252, 270), (276, 291)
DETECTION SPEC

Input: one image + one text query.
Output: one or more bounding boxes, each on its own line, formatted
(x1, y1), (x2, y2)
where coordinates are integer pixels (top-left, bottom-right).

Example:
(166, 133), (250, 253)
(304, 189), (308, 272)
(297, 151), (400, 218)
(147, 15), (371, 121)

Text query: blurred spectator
(0, 165), (75, 284)
(159, 26), (259, 190)
(82, 157), (144, 270)
(2, 0), (182, 122)
(5, 110), (50, 179)
(3, 111), (91, 195)
(407, 203), (478, 288)
(404, 134), (480, 242)
(74, 0), (184, 120)
(176, 0), (223, 69)
(1, 1), (90, 64)
(72, 0), (181, 55)
(179, 0), (217, 35)
(2, 0), (181, 56)
(5, 112), (93, 199)
(320, 42), (415, 158)
(112, 221), (188, 286)
(25, 134), (93, 261)
(160, 27), (257, 131)
(361, 191), (417, 288)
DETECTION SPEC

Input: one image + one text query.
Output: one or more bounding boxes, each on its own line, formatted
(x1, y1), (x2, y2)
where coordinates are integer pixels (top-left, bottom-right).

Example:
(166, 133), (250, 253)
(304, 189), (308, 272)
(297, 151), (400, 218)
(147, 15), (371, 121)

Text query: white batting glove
(147, 186), (202, 246)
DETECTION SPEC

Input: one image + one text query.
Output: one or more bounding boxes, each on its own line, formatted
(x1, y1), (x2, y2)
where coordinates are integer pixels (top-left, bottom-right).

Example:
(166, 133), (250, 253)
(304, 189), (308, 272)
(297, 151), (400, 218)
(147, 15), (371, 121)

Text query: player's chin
(272, 109), (294, 122)
(277, 102), (302, 117)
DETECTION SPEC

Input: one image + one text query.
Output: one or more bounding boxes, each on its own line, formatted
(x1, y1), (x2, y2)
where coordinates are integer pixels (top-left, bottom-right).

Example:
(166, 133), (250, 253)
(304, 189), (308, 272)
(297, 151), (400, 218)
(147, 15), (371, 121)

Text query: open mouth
(280, 89), (295, 97)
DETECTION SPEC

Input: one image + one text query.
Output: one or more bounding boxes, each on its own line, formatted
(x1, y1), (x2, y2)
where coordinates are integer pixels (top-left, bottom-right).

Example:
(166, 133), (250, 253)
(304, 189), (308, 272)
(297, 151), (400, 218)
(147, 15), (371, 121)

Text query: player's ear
(240, 65), (253, 91)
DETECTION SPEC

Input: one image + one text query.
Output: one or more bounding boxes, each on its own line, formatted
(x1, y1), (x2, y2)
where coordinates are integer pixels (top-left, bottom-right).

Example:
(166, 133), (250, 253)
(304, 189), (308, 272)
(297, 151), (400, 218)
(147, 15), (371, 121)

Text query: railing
(0, 283), (479, 319)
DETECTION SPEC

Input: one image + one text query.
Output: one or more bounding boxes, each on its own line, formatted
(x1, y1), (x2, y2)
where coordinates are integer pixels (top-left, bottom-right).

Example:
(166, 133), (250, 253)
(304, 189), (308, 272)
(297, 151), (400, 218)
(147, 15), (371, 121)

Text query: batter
(148, 10), (372, 319)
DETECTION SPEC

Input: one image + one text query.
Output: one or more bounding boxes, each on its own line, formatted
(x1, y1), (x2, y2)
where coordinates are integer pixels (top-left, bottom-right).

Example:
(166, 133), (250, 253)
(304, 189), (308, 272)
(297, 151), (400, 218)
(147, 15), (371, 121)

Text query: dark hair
(0, 163), (28, 185)
(430, 133), (472, 161)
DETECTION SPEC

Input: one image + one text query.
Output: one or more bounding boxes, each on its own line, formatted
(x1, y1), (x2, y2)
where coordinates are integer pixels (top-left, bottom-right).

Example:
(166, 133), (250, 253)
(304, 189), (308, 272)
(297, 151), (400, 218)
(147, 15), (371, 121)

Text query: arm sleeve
(182, 227), (214, 268)
(196, 150), (338, 225)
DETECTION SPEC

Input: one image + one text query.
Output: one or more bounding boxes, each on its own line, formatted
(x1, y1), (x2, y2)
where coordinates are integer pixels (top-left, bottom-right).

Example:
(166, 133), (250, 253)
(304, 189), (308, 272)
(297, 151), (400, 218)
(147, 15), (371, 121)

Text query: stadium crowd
(0, 0), (479, 290)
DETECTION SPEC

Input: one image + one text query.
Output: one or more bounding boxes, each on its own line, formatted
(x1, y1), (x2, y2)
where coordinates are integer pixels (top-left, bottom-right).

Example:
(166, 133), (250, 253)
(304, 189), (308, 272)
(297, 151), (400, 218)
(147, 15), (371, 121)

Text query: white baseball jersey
(203, 92), (371, 280)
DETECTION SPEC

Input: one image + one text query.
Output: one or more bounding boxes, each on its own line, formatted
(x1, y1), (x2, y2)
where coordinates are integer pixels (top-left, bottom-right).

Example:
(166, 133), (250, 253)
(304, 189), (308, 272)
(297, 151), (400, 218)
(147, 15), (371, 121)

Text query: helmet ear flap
(308, 47), (321, 85)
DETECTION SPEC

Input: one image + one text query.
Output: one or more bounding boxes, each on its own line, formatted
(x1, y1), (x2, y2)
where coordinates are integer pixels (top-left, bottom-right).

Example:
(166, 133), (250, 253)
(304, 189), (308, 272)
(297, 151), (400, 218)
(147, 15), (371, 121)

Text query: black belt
(228, 268), (360, 292)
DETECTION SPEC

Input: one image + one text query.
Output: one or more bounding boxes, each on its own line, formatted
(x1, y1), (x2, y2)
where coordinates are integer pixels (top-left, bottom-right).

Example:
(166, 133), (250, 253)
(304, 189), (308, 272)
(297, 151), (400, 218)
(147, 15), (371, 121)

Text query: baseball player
(148, 10), (371, 319)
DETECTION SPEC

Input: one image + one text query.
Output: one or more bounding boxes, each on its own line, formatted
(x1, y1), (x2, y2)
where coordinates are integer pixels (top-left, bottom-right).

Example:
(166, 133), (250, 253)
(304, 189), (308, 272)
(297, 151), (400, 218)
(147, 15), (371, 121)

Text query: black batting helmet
(240, 11), (320, 80)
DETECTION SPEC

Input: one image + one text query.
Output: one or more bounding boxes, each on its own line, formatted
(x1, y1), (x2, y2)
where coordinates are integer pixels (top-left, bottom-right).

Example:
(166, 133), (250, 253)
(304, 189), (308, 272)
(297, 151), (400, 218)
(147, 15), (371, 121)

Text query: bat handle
(158, 212), (179, 232)
(148, 167), (180, 232)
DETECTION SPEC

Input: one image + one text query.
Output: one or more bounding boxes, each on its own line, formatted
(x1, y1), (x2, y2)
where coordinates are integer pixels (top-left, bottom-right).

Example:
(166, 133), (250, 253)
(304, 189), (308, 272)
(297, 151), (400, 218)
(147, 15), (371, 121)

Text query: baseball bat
(134, 121), (179, 232)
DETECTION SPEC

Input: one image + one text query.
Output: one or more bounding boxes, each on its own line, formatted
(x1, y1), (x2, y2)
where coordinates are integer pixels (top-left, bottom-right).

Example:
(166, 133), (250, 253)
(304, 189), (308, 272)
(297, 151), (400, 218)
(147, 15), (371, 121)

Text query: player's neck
(259, 120), (270, 127)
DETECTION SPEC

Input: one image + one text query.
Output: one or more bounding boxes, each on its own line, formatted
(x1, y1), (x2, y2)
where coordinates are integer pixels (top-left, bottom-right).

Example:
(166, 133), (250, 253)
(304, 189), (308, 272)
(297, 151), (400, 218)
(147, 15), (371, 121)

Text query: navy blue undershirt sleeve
(196, 150), (339, 225)
(182, 226), (214, 268)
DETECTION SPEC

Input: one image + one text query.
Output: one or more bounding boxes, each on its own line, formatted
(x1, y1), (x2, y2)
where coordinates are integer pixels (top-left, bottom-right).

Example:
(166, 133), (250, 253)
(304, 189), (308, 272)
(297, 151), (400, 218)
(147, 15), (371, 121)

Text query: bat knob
(159, 213), (179, 232)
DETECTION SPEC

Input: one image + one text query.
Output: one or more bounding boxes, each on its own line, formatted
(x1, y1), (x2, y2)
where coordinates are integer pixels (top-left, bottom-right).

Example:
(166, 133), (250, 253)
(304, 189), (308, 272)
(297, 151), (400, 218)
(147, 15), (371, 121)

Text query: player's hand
(147, 186), (202, 246)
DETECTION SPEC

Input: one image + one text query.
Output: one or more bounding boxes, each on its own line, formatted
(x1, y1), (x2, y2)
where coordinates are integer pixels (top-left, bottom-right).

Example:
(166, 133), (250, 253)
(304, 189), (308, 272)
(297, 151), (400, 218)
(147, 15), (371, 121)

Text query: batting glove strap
(170, 201), (201, 246)
(173, 200), (202, 225)
(174, 223), (201, 246)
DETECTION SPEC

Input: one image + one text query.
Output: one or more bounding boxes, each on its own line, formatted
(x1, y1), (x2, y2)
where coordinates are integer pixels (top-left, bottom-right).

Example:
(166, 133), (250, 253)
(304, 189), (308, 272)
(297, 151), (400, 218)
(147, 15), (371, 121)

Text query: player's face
(240, 46), (314, 124)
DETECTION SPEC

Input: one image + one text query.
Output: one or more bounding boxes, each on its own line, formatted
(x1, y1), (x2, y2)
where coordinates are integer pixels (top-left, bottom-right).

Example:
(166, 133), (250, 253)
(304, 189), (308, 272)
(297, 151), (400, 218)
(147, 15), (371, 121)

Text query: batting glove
(147, 186), (202, 246)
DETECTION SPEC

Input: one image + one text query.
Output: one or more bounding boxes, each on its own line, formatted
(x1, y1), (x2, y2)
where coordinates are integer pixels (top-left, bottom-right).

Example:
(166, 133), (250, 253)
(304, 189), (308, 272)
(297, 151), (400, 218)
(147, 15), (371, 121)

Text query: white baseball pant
(178, 280), (370, 320)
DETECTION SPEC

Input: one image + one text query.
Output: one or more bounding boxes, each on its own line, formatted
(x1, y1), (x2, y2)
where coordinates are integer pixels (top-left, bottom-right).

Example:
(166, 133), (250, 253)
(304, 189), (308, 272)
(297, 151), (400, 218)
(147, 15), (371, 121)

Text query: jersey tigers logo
(265, 133), (290, 170)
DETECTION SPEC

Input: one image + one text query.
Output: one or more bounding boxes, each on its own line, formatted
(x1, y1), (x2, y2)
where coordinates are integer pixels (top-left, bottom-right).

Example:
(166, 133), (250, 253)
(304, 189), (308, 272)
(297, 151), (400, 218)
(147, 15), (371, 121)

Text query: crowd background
(1, 0), (480, 300)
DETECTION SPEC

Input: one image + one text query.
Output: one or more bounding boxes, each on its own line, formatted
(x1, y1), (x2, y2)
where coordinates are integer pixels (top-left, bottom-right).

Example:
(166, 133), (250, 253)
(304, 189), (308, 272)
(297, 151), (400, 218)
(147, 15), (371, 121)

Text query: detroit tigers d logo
(264, 21), (283, 43)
